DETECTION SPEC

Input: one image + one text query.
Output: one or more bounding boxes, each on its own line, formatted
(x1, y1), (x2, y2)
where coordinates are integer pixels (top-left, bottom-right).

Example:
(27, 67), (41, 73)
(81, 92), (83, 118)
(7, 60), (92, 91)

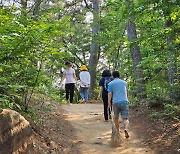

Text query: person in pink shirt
(61, 62), (76, 105)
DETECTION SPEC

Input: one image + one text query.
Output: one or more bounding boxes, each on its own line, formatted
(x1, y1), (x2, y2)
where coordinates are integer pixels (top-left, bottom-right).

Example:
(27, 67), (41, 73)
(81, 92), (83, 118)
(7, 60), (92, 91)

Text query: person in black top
(98, 70), (112, 122)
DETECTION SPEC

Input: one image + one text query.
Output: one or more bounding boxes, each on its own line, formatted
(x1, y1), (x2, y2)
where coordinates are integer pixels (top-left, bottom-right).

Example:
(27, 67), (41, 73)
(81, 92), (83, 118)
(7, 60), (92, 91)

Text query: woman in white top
(79, 65), (90, 103)
(61, 62), (76, 105)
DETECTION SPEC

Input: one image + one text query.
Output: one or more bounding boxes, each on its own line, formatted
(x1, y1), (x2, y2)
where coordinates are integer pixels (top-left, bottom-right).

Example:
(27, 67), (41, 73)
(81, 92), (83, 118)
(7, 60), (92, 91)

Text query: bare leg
(114, 118), (119, 132)
(123, 119), (129, 138)
(123, 119), (129, 130)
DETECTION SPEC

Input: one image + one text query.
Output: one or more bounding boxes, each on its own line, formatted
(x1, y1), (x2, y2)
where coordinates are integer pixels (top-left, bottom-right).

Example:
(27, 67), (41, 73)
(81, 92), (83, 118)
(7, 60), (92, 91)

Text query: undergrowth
(150, 103), (180, 121)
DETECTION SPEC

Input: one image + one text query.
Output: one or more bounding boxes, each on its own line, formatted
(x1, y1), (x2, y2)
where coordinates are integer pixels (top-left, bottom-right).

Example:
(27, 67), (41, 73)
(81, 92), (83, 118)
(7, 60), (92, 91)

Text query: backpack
(103, 77), (112, 91)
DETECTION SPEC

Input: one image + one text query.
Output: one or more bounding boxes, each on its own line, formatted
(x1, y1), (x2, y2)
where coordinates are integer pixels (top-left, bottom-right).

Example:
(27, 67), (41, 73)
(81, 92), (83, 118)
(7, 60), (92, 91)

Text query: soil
(24, 98), (80, 154)
(26, 99), (180, 154)
(130, 107), (180, 154)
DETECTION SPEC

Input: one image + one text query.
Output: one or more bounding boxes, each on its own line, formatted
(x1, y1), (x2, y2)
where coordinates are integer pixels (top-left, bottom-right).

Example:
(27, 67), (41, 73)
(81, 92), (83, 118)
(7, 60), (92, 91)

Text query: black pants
(65, 83), (75, 103)
(102, 93), (112, 120)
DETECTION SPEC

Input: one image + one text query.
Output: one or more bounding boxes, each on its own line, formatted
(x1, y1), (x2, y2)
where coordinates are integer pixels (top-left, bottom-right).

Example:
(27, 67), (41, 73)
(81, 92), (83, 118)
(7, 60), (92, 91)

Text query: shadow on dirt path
(62, 104), (155, 154)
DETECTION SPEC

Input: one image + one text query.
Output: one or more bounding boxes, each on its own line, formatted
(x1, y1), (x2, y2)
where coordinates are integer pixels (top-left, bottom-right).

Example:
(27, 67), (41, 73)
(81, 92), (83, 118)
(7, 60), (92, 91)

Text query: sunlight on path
(62, 104), (155, 154)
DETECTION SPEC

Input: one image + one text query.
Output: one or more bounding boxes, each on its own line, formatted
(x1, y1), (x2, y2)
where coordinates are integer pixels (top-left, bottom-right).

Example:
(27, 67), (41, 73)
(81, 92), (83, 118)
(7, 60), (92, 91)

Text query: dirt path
(62, 104), (155, 154)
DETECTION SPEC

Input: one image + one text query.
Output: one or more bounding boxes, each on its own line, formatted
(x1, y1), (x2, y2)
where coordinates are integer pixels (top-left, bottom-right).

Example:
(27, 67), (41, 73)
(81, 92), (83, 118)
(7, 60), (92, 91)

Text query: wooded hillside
(0, 0), (179, 118)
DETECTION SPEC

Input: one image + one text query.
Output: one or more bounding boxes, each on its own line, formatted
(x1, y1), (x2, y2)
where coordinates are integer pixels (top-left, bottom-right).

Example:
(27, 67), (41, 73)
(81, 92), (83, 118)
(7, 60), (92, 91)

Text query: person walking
(79, 65), (90, 103)
(108, 71), (129, 138)
(60, 61), (76, 105)
(99, 70), (112, 122)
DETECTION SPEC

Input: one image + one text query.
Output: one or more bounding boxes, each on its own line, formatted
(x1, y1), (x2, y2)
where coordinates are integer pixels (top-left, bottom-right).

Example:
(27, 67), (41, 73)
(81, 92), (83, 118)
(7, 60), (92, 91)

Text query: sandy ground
(62, 104), (155, 154)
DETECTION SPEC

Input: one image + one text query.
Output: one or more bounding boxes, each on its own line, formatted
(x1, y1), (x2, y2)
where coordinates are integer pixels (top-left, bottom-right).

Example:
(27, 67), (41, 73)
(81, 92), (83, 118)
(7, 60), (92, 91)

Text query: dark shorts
(113, 102), (129, 119)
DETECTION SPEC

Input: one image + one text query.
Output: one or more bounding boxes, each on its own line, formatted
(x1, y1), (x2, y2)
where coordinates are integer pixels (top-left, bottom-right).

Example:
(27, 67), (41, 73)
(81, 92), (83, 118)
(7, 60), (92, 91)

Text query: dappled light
(0, 0), (179, 153)
(62, 104), (155, 154)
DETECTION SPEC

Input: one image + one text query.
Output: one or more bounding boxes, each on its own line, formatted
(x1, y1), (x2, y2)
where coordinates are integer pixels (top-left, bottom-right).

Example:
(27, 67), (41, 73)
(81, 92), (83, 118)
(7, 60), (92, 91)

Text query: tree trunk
(126, 21), (146, 99)
(162, 0), (178, 100)
(126, 0), (146, 99)
(166, 19), (177, 99)
(88, 0), (100, 98)
(21, 0), (27, 9)
(33, 0), (41, 16)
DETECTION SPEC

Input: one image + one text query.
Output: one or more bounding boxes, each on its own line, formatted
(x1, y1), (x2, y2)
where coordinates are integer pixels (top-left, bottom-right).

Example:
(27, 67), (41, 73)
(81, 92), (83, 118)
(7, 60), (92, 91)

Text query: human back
(99, 70), (112, 95)
(64, 68), (76, 84)
(108, 78), (128, 104)
(107, 70), (130, 139)
(79, 71), (90, 87)
(103, 76), (112, 92)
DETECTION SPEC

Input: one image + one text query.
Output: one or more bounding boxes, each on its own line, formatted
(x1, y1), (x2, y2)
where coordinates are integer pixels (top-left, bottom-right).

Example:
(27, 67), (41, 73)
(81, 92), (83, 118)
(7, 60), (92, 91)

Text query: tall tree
(21, 0), (27, 9)
(166, 18), (177, 99)
(163, 0), (178, 99)
(126, 0), (146, 99)
(33, 0), (41, 16)
(88, 0), (100, 98)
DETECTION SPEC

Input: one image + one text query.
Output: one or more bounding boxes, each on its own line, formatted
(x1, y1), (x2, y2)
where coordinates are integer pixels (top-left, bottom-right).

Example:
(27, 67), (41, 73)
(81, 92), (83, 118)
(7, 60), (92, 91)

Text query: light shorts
(113, 102), (129, 119)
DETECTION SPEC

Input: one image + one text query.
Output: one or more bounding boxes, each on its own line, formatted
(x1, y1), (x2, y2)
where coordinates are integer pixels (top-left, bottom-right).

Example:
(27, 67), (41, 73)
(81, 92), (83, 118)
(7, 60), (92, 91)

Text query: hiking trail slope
(62, 104), (155, 154)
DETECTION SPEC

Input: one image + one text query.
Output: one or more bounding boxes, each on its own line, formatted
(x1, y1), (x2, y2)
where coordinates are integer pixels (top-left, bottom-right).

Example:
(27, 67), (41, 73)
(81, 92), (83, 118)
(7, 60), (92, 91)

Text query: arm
(98, 86), (103, 99)
(108, 92), (112, 108)
(98, 78), (103, 99)
(126, 83), (128, 97)
(87, 72), (90, 88)
(73, 69), (77, 82)
(73, 73), (77, 82)
(60, 74), (66, 85)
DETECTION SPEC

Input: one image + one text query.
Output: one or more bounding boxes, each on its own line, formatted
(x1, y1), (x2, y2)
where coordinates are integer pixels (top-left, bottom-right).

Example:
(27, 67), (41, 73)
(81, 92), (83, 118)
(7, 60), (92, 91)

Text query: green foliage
(0, 0), (179, 121)
(150, 103), (180, 121)
(149, 111), (162, 121)
(100, 0), (179, 103)
(0, 4), (72, 111)
(163, 104), (180, 120)
(26, 106), (45, 125)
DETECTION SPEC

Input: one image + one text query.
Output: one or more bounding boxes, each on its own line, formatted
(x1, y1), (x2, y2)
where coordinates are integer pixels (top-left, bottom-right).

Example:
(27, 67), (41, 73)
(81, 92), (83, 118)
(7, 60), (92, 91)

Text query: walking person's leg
(123, 119), (129, 138)
(108, 101), (112, 119)
(65, 84), (70, 104)
(121, 102), (129, 138)
(80, 87), (85, 102)
(113, 103), (121, 131)
(84, 88), (89, 103)
(69, 83), (75, 104)
(114, 118), (120, 131)
(102, 94), (108, 121)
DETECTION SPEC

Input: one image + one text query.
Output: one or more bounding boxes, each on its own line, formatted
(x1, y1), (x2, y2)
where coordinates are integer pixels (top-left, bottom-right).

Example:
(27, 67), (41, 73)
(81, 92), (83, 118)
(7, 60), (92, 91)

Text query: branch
(25, 59), (42, 111)
(71, 51), (85, 65)
(83, 0), (90, 9)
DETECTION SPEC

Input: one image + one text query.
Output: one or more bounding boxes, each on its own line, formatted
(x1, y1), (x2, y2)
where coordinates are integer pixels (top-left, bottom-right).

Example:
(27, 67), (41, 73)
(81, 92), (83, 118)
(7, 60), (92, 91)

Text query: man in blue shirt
(108, 71), (129, 138)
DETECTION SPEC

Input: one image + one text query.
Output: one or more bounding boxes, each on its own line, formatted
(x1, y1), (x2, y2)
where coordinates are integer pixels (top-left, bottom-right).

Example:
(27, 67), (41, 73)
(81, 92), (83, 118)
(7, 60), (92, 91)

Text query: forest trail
(62, 104), (155, 154)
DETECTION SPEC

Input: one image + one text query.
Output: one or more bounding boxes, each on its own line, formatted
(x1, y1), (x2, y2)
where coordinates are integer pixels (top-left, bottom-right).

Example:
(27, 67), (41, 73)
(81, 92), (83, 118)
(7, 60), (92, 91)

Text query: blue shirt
(107, 78), (128, 105)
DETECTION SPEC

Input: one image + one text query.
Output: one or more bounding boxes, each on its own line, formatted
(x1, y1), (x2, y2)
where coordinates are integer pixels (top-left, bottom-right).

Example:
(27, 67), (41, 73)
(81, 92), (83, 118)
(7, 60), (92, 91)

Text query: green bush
(163, 103), (180, 120)
(149, 103), (180, 121)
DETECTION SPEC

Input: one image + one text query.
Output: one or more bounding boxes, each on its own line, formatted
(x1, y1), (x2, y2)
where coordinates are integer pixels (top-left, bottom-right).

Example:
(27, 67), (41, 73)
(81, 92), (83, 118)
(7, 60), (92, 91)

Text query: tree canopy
(0, 0), (179, 112)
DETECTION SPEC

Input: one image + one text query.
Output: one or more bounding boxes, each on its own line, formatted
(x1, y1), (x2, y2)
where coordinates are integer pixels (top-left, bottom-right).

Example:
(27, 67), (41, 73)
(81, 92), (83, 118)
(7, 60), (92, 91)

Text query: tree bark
(21, 0), (27, 9)
(126, 21), (146, 99)
(88, 0), (100, 98)
(162, 0), (178, 100)
(126, 0), (146, 99)
(33, 0), (41, 16)
(166, 19), (177, 99)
